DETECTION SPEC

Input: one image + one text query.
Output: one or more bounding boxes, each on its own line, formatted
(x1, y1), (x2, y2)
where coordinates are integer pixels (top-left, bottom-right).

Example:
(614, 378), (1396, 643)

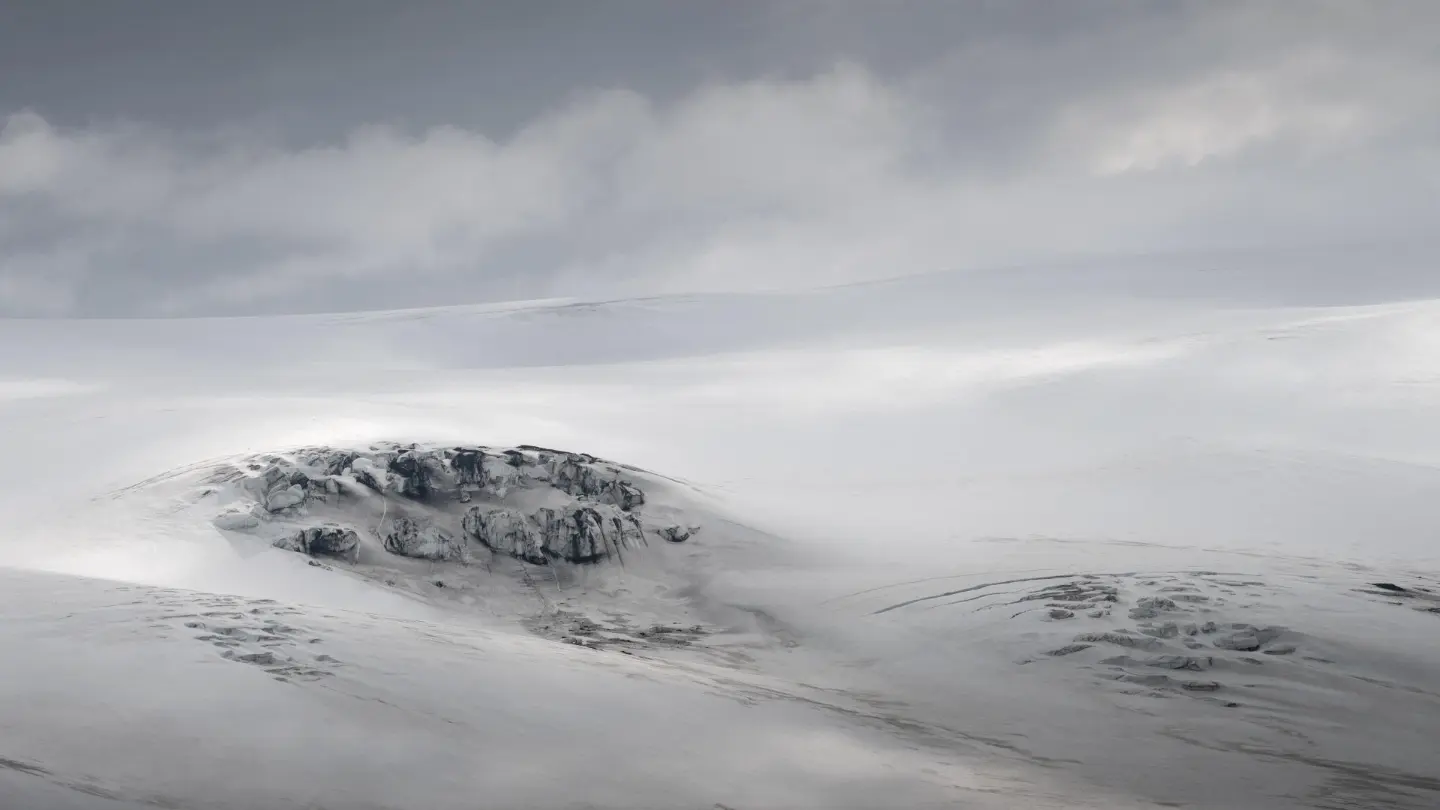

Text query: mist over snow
(3, 4), (1440, 810)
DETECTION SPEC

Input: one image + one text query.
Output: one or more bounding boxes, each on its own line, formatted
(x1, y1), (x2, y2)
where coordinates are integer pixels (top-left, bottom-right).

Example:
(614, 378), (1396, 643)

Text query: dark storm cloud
(1, 1), (1437, 316)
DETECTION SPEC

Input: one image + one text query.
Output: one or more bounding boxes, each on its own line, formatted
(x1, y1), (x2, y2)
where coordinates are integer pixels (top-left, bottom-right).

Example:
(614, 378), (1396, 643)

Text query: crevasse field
(3, 253), (1440, 809)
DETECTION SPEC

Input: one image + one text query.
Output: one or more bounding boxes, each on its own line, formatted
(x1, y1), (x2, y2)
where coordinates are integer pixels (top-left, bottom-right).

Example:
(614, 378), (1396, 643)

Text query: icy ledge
(207, 442), (699, 566)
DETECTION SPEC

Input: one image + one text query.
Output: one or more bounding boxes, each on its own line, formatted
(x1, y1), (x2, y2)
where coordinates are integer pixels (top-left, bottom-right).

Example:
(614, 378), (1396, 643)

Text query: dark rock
(532, 505), (642, 564)
(349, 457), (388, 491)
(384, 516), (463, 561)
(223, 442), (660, 568)
(1372, 582), (1407, 592)
(388, 451), (443, 498)
(273, 524), (359, 559)
(463, 508), (546, 565)
(1147, 655), (1212, 671)
(1128, 597), (1180, 620)
(259, 465), (288, 490)
(298, 449), (357, 476)
(463, 504), (644, 565)
(545, 455), (646, 510)
(660, 525), (699, 543)
(1213, 631), (1261, 651)
(450, 448), (487, 486)
(1180, 681), (1221, 692)
(241, 443), (652, 512)
(309, 526), (358, 556)
(599, 479), (645, 511)
(1074, 632), (1162, 651)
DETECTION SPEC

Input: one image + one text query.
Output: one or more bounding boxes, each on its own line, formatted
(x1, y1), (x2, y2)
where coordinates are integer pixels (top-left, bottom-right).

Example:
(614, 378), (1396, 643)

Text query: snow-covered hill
(3, 259), (1440, 808)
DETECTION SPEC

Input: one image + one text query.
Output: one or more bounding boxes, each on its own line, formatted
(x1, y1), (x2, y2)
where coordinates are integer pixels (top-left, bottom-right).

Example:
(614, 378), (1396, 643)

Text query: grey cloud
(1, 3), (1437, 316)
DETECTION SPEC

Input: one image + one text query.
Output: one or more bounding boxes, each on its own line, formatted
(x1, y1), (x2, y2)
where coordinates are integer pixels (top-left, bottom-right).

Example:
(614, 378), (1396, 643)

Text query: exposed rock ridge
(209, 442), (676, 566)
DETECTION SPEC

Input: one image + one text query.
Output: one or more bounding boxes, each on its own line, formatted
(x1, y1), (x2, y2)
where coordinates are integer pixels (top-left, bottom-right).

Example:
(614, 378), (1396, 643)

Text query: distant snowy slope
(6, 244), (1437, 379)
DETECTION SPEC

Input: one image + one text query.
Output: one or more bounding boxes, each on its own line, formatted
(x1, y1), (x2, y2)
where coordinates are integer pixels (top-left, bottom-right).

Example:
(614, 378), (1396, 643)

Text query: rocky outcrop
(274, 524), (360, 559)
(659, 524), (699, 543)
(348, 457), (393, 493)
(385, 450), (448, 498)
(462, 509), (544, 563)
(544, 455), (645, 510)
(252, 443), (649, 509)
(211, 441), (685, 568)
(463, 504), (644, 565)
(533, 505), (644, 564)
(383, 516), (463, 562)
(451, 448), (486, 487)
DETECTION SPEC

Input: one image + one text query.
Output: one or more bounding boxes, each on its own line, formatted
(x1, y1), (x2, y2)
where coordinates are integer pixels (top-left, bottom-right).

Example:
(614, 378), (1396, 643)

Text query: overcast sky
(1, 1), (1437, 317)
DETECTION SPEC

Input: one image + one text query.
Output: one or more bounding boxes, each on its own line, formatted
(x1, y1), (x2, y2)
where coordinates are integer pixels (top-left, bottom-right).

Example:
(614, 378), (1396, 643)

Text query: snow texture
(3, 262), (1440, 809)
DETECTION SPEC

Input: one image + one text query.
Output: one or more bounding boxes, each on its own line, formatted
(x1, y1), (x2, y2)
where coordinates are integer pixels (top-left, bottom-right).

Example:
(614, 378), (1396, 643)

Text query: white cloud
(0, 112), (178, 219)
(616, 63), (917, 215)
(1057, 47), (1435, 175)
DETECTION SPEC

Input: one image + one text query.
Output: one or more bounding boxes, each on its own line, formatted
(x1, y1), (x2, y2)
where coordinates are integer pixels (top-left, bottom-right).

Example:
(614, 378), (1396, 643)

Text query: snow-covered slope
(3, 257), (1440, 808)
(0, 568), (1013, 810)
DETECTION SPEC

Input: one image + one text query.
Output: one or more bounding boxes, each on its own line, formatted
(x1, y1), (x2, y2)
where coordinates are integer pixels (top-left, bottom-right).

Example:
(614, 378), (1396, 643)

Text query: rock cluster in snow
(382, 516), (462, 562)
(872, 572), (1330, 704)
(274, 524), (361, 559)
(1006, 574), (1304, 699)
(659, 524), (700, 543)
(461, 505), (643, 565)
(209, 442), (676, 567)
